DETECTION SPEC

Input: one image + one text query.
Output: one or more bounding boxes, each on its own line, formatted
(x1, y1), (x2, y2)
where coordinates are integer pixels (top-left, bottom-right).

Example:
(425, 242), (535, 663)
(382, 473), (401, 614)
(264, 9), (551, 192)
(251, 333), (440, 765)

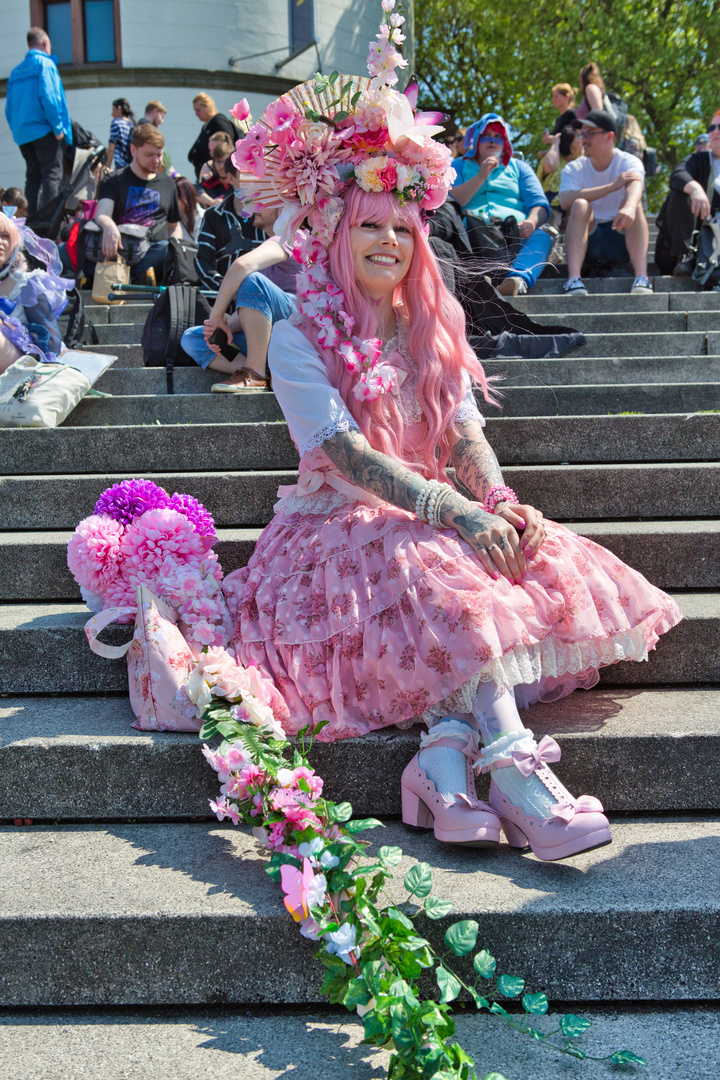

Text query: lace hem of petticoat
(422, 620), (654, 728)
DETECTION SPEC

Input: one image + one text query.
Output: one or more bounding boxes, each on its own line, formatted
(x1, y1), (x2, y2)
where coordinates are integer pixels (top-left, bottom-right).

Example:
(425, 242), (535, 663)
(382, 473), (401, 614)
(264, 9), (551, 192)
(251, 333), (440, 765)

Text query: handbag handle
(85, 605), (136, 658)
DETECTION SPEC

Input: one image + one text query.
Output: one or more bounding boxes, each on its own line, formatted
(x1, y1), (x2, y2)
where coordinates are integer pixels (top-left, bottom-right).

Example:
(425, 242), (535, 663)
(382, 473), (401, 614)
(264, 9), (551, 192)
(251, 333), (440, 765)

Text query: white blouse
(268, 318), (485, 460)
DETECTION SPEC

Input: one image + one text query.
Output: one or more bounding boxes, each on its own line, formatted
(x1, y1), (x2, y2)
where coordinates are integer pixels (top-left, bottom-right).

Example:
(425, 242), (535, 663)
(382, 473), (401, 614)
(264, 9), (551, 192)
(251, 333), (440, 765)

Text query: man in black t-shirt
(96, 123), (181, 282)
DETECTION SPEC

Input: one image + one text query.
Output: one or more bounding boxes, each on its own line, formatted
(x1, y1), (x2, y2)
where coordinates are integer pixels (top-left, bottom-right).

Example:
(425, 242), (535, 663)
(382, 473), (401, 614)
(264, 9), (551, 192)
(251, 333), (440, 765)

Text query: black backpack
(603, 92), (629, 142)
(162, 236), (200, 285)
(141, 285), (212, 393)
(59, 285), (99, 349)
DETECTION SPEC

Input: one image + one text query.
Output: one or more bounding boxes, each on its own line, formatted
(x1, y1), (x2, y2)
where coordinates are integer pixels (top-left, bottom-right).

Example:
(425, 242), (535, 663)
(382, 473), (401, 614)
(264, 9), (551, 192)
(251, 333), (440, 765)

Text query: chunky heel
(401, 784), (434, 829)
(500, 817), (530, 850)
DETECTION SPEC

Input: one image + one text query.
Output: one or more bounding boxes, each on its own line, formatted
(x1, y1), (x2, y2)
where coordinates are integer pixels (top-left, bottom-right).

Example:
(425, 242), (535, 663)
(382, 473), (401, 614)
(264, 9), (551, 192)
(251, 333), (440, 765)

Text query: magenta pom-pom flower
(93, 479), (171, 525)
(168, 492), (217, 546)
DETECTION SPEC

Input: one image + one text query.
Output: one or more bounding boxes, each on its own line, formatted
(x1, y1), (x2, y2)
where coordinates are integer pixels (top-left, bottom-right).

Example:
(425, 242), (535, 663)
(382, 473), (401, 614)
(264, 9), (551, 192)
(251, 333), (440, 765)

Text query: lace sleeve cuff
(454, 399), (485, 426)
(298, 417), (360, 457)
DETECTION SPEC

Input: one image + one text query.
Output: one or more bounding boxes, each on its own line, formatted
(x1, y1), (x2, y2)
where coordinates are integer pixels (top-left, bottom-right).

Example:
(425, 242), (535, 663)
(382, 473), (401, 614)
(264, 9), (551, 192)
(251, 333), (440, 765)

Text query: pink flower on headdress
(264, 96), (301, 146)
(230, 99), (250, 122)
(232, 124), (271, 177)
(275, 131), (350, 205)
(378, 159), (398, 191)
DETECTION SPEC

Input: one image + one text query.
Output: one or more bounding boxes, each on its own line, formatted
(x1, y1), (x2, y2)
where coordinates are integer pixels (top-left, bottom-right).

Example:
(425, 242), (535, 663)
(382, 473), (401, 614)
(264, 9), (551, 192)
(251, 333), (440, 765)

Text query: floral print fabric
(223, 501), (682, 742)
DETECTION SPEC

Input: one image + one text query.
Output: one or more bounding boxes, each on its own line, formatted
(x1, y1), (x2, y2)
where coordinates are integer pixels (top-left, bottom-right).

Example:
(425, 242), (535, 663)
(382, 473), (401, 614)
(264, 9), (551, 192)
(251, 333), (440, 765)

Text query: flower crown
(229, 0), (453, 402)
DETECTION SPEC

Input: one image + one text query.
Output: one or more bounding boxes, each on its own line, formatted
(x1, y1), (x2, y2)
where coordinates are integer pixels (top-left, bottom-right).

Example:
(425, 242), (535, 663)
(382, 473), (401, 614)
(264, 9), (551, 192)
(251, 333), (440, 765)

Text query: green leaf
(343, 976), (372, 1008)
(489, 1003), (507, 1016)
(329, 801), (353, 823)
(444, 919), (479, 957)
(296, 776), (311, 793)
(328, 70), (339, 83)
(350, 90), (363, 106)
(363, 1009), (390, 1046)
(333, 109), (349, 122)
(265, 852), (302, 882)
(497, 974), (525, 998)
(384, 907), (414, 931)
(559, 1014), (592, 1038)
(436, 965), (462, 1003)
(377, 844), (403, 868)
(403, 861), (432, 899)
(610, 1051), (647, 1066)
(362, 960), (390, 995)
(522, 991), (549, 1015)
(423, 895), (454, 920)
(320, 970), (349, 1005)
(473, 949), (496, 979)
(468, 986), (490, 1010)
(565, 1046), (586, 1060)
(344, 817), (384, 833)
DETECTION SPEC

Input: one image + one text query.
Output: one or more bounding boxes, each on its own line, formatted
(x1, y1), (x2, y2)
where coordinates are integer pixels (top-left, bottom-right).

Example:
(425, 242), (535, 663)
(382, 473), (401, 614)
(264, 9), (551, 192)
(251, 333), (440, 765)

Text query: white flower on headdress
(354, 157), (386, 192)
(384, 91), (445, 151)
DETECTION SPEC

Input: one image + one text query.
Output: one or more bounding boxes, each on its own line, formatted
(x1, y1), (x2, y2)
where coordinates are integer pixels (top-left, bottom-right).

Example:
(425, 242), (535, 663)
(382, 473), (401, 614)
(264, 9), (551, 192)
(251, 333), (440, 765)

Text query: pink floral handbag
(85, 584), (201, 732)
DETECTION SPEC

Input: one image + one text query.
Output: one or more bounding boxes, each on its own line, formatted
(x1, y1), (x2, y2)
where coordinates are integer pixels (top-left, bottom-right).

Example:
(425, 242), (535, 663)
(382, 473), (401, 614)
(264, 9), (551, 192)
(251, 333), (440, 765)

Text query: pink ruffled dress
(223, 317), (682, 742)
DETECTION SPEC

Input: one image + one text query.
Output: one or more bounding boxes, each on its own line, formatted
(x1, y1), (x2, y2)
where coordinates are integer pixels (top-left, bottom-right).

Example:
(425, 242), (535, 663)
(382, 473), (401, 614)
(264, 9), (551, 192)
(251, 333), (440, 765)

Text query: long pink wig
(300, 185), (496, 481)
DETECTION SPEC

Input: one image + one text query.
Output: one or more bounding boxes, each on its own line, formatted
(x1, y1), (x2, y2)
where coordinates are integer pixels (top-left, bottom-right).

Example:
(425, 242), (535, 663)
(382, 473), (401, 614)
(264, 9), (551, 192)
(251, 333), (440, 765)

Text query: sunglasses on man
(708, 123), (720, 132)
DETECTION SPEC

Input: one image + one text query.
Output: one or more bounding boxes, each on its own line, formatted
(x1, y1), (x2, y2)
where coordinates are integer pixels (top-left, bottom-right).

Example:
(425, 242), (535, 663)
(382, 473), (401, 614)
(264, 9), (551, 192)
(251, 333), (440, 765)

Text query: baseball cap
(572, 110), (617, 136)
(695, 133), (710, 148)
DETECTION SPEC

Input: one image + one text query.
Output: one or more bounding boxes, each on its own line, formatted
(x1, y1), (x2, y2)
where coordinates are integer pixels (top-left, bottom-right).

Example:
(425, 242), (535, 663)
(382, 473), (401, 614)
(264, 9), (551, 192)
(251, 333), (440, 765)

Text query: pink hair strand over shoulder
(301, 185), (496, 482)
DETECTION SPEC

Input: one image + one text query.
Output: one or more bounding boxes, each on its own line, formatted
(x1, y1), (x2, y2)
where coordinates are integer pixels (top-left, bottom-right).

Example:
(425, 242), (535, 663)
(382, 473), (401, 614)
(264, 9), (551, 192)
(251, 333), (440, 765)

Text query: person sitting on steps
(559, 110), (651, 296)
(450, 113), (554, 297)
(180, 205), (300, 393)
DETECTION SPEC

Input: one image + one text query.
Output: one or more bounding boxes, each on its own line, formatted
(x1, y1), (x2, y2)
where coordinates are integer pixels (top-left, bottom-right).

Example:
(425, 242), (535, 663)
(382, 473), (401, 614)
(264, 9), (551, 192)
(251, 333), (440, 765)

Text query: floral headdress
(230, 0), (453, 402)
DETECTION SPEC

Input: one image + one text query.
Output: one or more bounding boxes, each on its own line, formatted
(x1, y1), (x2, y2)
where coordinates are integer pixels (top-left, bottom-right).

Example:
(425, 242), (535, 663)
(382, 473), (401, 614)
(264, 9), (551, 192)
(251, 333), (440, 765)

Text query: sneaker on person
(563, 276), (588, 296)
(497, 275), (528, 297)
(631, 275), (653, 295)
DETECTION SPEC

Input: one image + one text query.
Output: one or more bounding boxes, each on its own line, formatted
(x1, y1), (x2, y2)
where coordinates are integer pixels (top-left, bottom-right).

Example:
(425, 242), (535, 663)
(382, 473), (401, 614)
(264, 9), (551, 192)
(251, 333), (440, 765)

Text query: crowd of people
(1, 26), (718, 396)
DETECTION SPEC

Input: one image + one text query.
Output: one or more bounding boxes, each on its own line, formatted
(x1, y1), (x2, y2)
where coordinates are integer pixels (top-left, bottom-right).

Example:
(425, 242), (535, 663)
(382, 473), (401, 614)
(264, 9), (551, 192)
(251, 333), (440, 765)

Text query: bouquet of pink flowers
(67, 479), (231, 654)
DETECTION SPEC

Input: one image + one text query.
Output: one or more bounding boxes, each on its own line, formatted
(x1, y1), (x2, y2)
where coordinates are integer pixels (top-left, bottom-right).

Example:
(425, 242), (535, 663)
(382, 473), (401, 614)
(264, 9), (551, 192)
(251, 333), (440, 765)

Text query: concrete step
(485, 354), (720, 386)
(2, 687), (719, 820)
(534, 311), (687, 333)
(0, 816), (718, 1005)
(2, 462), (718, 528)
(56, 384), (720, 427)
(85, 322), (145, 346)
(93, 355), (720, 395)
(514, 290), (720, 315)
(1, 1004), (718, 1080)
(4, 417), (720, 483)
(3, 520), (718, 603)
(0, 591), (714, 695)
(573, 332), (708, 357)
(530, 276), (704, 295)
(87, 329), (716, 366)
(84, 302), (152, 324)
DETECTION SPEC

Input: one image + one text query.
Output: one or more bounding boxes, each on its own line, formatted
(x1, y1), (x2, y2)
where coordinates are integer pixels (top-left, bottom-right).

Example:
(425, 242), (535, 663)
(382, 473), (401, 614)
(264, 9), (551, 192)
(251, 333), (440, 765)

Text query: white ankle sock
(473, 684), (573, 816)
(418, 718), (475, 797)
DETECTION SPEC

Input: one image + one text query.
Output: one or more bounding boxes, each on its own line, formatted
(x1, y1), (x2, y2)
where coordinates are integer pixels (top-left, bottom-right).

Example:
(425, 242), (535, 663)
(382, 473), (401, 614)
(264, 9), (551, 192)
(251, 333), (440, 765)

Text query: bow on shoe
(511, 735), (562, 777)
(550, 795), (604, 824)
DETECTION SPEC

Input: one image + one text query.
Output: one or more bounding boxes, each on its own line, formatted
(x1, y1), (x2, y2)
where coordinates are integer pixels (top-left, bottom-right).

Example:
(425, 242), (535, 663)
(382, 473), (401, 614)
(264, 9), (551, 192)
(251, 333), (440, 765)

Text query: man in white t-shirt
(559, 110), (651, 295)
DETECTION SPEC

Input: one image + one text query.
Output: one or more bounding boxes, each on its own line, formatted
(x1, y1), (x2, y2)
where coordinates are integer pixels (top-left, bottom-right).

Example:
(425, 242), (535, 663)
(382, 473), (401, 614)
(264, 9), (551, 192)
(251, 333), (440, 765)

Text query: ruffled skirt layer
(222, 502), (682, 742)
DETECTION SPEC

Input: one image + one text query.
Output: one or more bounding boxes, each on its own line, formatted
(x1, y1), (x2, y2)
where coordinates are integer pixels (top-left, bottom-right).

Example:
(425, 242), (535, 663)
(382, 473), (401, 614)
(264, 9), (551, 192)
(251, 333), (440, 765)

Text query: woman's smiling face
(349, 213), (414, 298)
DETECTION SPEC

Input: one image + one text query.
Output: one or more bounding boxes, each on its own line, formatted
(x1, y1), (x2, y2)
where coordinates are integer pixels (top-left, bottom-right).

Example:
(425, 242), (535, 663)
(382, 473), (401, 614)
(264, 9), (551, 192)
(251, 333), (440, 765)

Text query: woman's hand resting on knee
(446, 501), (545, 584)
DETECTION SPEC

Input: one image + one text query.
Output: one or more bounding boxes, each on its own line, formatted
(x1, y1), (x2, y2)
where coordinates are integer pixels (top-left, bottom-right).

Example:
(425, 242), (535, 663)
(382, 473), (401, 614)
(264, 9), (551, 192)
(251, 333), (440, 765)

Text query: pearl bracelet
(428, 484), (452, 527)
(415, 479), (452, 525)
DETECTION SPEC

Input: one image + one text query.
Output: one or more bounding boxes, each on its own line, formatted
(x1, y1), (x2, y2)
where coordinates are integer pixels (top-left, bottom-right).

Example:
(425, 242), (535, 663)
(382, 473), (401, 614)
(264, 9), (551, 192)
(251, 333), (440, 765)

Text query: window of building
(290, 0), (315, 53)
(31, 0), (121, 66)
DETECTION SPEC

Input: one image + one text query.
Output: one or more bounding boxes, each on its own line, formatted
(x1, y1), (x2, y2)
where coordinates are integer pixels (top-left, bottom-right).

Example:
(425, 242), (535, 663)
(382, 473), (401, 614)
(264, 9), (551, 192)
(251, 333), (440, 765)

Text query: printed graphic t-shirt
(98, 166), (180, 241)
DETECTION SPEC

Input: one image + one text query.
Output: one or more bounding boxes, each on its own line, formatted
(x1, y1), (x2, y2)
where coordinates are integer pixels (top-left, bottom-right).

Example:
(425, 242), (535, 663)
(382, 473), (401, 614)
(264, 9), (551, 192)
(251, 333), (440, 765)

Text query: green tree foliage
(415, 0), (720, 167)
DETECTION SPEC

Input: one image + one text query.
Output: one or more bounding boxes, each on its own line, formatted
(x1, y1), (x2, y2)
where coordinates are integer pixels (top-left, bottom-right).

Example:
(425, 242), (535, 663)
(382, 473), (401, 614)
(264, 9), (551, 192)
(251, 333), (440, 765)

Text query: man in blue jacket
(5, 27), (73, 215)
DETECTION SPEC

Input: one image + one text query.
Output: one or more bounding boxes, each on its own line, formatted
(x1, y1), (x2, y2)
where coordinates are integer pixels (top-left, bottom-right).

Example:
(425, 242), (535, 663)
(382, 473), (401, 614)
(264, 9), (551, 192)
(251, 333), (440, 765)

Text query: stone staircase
(1, 273), (719, 1079)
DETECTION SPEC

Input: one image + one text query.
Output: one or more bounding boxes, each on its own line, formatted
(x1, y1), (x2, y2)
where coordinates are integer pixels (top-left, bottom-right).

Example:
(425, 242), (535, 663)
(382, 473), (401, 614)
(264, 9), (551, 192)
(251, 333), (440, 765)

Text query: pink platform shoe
(401, 726), (501, 848)
(475, 730), (612, 862)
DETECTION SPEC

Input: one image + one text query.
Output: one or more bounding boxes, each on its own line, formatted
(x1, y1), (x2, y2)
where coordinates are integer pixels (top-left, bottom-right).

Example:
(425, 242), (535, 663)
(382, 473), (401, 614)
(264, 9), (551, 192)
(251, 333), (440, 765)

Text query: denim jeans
(181, 271), (296, 369)
(508, 228), (554, 288)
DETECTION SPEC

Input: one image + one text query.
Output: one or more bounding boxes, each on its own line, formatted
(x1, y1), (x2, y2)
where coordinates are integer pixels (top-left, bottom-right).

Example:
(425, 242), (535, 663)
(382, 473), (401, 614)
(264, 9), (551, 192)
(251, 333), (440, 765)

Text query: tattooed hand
(443, 501), (527, 583)
(495, 502), (546, 558)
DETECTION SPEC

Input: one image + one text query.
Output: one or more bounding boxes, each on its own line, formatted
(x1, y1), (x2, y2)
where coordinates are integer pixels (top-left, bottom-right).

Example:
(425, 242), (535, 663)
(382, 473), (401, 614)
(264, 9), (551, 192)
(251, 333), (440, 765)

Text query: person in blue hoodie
(451, 113), (553, 296)
(5, 27), (73, 216)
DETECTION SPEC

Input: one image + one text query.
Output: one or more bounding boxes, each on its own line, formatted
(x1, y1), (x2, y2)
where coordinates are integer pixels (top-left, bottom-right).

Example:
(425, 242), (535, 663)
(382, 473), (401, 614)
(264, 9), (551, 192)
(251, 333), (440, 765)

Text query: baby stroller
(26, 122), (105, 242)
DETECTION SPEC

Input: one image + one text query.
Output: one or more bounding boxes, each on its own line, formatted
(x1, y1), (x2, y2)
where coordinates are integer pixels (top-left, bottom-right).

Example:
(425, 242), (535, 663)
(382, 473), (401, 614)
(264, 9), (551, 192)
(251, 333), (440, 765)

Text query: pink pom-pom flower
(67, 514), (125, 598)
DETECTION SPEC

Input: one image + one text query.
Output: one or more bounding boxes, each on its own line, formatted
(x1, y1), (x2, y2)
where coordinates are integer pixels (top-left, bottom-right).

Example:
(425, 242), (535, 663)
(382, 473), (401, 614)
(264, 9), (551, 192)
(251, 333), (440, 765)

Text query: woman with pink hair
(222, 1), (682, 862)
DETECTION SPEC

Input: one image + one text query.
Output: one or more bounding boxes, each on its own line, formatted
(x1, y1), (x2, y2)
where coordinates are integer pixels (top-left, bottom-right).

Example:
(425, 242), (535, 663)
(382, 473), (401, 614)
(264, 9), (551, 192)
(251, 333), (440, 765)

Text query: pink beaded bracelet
(483, 484), (518, 514)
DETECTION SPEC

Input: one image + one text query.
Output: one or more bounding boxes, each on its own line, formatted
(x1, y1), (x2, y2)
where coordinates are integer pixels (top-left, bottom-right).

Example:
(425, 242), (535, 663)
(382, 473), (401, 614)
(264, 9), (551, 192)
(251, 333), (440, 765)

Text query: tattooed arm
(323, 426), (532, 582)
(448, 415), (505, 502)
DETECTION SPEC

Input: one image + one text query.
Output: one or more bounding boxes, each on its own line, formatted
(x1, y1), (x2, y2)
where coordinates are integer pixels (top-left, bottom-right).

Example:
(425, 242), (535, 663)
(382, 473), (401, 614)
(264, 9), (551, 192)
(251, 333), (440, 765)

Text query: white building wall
(0, 0), (394, 194)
